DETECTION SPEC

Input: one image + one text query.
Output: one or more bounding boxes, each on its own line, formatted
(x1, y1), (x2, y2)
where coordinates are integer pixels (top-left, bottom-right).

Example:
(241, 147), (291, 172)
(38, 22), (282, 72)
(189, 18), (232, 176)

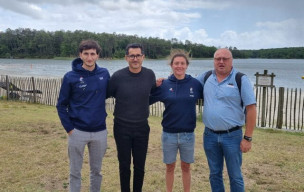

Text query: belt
(207, 126), (242, 134)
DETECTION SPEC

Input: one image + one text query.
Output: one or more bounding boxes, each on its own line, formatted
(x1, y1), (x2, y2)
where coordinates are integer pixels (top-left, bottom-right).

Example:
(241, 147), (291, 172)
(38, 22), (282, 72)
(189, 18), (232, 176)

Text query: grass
(0, 100), (304, 192)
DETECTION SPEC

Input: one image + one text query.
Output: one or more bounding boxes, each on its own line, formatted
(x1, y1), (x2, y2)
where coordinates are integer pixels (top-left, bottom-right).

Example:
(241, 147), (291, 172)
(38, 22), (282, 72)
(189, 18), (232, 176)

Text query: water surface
(0, 58), (303, 89)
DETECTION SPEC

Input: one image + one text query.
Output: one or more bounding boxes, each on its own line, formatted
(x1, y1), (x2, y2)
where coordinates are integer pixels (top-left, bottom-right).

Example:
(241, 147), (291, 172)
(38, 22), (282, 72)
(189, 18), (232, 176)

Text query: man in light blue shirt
(197, 48), (256, 192)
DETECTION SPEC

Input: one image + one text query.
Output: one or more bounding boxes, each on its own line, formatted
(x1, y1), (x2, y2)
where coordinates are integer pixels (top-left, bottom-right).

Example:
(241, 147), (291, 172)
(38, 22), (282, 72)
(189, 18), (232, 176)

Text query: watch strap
(243, 135), (252, 142)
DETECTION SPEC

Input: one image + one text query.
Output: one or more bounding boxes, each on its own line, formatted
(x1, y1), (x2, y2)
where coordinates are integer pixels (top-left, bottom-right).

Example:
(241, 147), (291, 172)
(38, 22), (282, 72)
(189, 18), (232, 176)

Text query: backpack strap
(203, 70), (213, 84)
(235, 72), (245, 107)
(202, 70), (213, 105)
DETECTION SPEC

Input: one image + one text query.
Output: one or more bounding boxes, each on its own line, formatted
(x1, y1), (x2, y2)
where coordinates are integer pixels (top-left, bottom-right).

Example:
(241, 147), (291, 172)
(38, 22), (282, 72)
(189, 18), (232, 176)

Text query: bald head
(214, 48), (233, 59)
(213, 48), (233, 77)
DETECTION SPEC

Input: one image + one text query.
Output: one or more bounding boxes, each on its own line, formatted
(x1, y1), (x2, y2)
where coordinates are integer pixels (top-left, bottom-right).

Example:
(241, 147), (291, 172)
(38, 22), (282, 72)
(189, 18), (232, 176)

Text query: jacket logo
(79, 77), (84, 83)
(99, 77), (104, 80)
(190, 87), (193, 94)
(169, 88), (174, 92)
(189, 87), (194, 97)
(79, 76), (86, 89)
(79, 84), (87, 88)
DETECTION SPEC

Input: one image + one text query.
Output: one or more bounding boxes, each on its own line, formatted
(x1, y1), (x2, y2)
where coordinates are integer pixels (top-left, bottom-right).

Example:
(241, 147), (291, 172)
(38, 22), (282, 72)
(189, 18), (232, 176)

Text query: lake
(0, 58), (303, 89)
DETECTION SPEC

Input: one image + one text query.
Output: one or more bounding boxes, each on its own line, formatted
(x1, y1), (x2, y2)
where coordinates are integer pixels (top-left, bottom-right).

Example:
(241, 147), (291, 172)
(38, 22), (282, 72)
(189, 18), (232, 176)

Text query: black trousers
(114, 121), (150, 192)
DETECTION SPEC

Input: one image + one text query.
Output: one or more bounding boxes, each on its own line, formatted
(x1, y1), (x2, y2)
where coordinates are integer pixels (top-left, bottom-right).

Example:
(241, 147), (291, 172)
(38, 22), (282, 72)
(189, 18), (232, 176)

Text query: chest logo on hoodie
(169, 88), (174, 92)
(190, 87), (194, 97)
(79, 76), (87, 89)
(79, 77), (84, 82)
(99, 77), (104, 80)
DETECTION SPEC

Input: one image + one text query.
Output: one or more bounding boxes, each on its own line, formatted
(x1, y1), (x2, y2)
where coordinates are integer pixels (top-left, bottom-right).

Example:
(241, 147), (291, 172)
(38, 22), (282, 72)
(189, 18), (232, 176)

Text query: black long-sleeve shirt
(108, 67), (156, 126)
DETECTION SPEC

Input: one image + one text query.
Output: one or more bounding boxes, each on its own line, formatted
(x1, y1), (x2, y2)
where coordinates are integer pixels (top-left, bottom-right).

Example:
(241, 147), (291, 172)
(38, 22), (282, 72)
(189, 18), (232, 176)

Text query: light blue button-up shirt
(196, 68), (256, 131)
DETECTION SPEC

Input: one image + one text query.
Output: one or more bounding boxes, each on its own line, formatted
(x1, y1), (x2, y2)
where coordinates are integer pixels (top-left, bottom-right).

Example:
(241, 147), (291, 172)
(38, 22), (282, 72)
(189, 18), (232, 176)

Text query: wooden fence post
(261, 86), (267, 127)
(5, 75), (9, 100)
(276, 87), (284, 129)
(31, 76), (37, 103)
(294, 89), (297, 129)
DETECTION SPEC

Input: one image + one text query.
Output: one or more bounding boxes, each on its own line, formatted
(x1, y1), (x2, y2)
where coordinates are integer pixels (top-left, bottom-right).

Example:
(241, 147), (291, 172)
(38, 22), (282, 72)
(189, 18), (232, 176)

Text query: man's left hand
(156, 78), (165, 87)
(240, 139), (252, 153)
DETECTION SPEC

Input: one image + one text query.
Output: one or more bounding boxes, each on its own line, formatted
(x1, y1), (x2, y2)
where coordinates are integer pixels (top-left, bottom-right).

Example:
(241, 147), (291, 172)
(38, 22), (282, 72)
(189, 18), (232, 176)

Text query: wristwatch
(243, 135), (252, 142)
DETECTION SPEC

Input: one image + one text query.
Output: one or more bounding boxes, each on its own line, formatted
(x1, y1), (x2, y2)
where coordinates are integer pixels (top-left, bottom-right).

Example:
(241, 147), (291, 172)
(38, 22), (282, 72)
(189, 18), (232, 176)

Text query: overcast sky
(0, 0), (303, 50)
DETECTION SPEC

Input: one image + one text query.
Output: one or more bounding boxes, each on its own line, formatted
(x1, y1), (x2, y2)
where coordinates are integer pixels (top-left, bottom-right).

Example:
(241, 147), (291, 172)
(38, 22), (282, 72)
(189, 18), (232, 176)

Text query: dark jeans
(114, 121), (150, 192)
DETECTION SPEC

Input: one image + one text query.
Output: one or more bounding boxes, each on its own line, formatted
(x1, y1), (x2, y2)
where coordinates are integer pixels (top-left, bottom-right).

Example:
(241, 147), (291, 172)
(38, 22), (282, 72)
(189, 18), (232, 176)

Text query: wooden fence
(0, 75), (62, 106)
(0, 75), (303, 131)
(255, 86), (303, 131)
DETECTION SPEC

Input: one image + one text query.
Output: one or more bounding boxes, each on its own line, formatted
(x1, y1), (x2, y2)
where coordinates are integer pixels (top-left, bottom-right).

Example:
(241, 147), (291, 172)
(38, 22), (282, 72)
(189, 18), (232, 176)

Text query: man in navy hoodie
(56, 39), (110, 192)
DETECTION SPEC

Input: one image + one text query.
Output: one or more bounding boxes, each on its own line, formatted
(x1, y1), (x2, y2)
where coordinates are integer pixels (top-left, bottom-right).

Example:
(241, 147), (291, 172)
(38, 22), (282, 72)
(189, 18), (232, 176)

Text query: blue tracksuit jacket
(56, 58), (110, 133)
(150, 74), (203, 133)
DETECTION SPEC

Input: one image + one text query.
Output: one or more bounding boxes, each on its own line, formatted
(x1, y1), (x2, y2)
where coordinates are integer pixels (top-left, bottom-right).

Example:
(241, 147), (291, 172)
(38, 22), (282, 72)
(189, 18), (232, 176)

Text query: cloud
(193, 18), (304, 49)
(0, 0), (44, 19)
(0, 0), (303, 49)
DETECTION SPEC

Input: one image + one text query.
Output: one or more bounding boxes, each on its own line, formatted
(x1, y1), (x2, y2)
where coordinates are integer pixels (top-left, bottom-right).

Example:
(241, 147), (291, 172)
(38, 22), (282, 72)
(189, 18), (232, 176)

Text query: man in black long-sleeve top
(107, 43), (156, 192)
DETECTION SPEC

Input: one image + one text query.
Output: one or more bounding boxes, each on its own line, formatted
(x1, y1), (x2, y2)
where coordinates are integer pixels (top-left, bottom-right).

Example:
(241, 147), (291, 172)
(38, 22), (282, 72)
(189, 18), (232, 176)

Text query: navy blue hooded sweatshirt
(150, 74), (203, 133)
(56, 58), (110, 133)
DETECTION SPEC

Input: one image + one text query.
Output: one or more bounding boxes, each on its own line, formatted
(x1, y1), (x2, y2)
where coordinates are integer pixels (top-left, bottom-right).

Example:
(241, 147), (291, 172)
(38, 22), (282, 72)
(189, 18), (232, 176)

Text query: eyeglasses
(127, 54), (143, 59)
(214, 57), (231, 62)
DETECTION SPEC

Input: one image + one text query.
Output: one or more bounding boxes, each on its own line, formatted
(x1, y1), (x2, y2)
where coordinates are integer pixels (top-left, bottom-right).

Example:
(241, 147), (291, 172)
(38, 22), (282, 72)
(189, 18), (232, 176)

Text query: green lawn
(0, 100), (303, 192)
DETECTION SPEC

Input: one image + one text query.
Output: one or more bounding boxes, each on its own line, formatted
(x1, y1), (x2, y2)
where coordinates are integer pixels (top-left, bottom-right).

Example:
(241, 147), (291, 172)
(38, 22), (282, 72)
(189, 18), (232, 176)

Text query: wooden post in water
(276, 87), (284, 129)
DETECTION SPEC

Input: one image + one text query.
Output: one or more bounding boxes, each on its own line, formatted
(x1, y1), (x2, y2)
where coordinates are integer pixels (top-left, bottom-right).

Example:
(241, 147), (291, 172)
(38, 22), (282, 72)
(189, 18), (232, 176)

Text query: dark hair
(169, 49), (190, 66)
(78, 39), (101, 54)
(125, 43), (144, 55)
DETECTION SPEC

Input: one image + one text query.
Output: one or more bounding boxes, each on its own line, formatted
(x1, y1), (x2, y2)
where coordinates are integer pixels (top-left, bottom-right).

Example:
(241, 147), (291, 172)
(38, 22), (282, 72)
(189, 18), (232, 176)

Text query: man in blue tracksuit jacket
(56, 40), (110, 192)
(149, 50), (203, 192)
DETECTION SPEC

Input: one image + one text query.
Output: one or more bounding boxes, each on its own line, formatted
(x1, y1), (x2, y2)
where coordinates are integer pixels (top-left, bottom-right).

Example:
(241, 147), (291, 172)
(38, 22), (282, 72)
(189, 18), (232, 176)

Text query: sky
(0, 0), (303, 50)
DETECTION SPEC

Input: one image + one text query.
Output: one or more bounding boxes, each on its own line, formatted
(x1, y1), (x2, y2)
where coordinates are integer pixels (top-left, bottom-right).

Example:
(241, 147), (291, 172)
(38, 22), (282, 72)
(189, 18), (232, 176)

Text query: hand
(240, 139), (252, 153)
(68, 130), (74, 135)
(156, 78), (165, 87)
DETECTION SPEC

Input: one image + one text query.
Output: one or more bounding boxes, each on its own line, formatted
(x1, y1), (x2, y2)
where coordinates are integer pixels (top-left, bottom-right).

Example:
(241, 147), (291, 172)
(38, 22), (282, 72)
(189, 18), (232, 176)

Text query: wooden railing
(0, 75), (303, 131)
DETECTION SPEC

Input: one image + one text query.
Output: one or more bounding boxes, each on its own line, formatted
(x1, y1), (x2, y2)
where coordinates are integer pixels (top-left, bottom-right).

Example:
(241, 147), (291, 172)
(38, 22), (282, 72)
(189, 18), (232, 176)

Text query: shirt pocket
(216, 85), (240, 102)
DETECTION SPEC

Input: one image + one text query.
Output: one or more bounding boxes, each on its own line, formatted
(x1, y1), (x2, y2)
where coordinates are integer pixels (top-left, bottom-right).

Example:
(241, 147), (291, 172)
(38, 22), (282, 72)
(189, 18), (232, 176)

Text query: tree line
(0, 28), (303, 59)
